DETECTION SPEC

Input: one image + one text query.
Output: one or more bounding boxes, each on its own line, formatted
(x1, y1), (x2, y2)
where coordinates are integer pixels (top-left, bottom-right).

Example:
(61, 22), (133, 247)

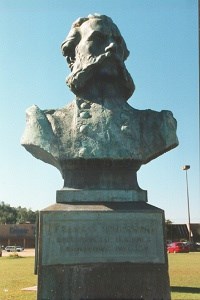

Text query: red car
(167, 242), (189, 253)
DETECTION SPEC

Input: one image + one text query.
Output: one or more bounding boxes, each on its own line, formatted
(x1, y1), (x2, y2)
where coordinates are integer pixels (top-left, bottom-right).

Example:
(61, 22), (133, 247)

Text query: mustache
(68, 51), (125, 79)
(89, 51), (122, 65)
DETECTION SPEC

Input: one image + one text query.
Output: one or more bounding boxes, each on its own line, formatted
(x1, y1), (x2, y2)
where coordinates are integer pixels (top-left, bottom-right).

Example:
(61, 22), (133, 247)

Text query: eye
(88, 31), (106, 42)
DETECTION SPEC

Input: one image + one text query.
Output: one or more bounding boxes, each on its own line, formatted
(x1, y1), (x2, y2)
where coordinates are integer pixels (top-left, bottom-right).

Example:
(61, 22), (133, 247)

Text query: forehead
(80, 18), (121, 37)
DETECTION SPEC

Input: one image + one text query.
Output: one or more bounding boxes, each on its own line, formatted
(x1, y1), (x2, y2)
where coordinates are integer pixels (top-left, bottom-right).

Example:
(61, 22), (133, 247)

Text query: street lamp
(182, 165), (191, 243)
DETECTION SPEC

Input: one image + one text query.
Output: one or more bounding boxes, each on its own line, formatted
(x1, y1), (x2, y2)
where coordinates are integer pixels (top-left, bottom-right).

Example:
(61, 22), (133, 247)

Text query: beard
(66, 52), (135, 101)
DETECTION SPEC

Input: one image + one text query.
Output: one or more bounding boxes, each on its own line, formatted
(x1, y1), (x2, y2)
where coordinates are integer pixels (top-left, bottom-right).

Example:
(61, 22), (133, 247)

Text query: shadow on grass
(171, 286), (200, 293)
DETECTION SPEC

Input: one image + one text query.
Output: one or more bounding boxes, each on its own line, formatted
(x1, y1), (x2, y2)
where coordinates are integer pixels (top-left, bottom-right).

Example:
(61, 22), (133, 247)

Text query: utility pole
(182, 165), (191, 243)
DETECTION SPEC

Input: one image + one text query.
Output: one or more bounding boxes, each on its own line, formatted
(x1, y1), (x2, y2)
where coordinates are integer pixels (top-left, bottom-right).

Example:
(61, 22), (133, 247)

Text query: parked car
(167, 242), (189, 253)
(16, 246), (24, 252)
(5, 246), (24, 252)
(183, 242), (200, 252)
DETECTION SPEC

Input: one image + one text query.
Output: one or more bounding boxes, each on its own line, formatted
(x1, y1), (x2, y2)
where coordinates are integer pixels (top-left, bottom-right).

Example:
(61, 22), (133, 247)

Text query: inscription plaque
(41, 211), (165, 265)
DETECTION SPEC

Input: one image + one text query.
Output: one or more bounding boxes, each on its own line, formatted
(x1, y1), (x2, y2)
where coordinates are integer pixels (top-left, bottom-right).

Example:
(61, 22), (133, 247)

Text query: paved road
(2, 248), (35, 257)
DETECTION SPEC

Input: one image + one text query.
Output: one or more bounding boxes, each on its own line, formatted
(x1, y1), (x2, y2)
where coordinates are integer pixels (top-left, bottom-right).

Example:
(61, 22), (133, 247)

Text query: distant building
(166, 223), (200, 242)
(1, 222), (199, 249)
(0, 223), (36, 248)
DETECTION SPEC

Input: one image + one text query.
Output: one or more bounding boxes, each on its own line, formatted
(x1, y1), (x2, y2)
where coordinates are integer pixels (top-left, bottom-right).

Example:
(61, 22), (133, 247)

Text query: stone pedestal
(37, 202), (170, 300)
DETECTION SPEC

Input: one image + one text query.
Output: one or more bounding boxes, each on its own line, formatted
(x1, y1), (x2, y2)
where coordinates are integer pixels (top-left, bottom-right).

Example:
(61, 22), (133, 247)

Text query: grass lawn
(169, 252), (200, 299)
(0, 252), (199, 299)
(0, 255), (36, 300)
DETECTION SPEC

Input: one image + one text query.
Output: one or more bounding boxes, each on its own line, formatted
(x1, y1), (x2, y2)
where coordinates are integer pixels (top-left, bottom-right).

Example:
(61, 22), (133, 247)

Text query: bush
(8, 253), (23, 259)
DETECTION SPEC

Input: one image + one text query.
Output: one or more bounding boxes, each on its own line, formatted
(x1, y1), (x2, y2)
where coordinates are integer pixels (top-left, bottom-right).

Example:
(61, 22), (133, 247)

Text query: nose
(105, 42), (116, 53)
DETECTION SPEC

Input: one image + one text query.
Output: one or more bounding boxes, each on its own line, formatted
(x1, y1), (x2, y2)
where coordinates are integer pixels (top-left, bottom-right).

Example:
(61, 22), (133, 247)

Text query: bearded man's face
(64, 16), (135, 100)
(72, 18), (126, 79)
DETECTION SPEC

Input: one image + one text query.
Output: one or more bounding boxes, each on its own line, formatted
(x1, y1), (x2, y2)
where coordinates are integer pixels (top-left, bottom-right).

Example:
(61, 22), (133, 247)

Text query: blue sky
(0, 0), (199, 223)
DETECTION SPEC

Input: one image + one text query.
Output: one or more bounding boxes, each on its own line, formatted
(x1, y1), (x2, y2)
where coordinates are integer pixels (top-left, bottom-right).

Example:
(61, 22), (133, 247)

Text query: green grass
(0, 256), (36, 300)
(169, 252), (200, 299)
(0, 253), (199, 299)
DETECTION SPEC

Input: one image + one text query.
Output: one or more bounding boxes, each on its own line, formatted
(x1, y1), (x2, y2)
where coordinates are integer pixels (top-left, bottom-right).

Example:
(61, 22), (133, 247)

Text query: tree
(165, 219), (173, 225)
(16, 206), (38, 224)
(0, 202), (17, 224)
(0, 201), (38, 224)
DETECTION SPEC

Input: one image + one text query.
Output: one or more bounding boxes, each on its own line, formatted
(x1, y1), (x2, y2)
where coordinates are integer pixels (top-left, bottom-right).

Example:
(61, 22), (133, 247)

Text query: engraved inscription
(42, 212), (165, 265)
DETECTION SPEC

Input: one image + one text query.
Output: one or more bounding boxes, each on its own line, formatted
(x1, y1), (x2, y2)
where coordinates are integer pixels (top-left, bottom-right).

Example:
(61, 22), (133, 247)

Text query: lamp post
(182, 165), (191, 243)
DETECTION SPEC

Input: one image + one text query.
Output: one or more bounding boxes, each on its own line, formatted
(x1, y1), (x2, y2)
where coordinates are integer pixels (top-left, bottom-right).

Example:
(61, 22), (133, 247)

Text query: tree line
(0, 201), (38, 224)
(0, 201), (173, 226)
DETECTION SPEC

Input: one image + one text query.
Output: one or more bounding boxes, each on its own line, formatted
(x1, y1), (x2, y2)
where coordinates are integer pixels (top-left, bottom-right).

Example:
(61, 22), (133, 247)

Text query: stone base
(56, 188), (147, 203)
(39, 263), (170, 300)
(37, 202), (171, 300)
